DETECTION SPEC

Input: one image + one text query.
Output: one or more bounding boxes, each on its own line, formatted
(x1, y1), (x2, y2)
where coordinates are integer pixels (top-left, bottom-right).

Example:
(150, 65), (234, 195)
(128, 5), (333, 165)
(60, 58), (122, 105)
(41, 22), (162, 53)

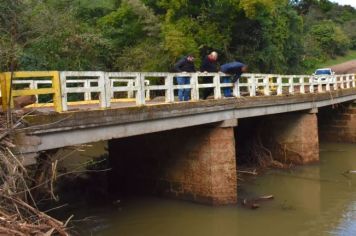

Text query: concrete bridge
(1, 71), (356, 205)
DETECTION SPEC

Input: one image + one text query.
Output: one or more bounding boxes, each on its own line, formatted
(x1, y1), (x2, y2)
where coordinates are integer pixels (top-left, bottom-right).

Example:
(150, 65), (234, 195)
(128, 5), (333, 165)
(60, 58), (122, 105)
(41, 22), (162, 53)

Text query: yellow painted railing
(0, 71), (62, 112)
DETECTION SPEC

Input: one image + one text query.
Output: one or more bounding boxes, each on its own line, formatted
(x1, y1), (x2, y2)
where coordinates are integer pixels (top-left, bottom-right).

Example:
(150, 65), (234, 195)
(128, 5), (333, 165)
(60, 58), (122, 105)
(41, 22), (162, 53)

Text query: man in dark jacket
(220, 61), (248, 97)
(200, 51), (218, 99)
(174, 55), (196, 101)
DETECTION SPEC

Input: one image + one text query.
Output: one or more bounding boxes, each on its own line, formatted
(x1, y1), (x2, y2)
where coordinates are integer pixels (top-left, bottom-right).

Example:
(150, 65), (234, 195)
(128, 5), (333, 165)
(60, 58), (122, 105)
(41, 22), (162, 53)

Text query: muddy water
(62, 142), (356, 236)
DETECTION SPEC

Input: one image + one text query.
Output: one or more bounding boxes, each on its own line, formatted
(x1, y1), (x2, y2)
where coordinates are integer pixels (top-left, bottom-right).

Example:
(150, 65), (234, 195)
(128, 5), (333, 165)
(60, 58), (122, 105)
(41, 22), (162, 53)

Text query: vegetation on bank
(1, 0), (356, 74)
(314, 50), (356, 69)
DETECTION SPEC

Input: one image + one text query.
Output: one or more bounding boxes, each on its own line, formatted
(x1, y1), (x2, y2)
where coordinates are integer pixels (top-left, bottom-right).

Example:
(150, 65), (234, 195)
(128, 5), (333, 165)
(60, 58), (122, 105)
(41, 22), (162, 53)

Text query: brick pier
(319, 102), (356, 143)
(264, 111), (320, 164)
(108, 122), (237, 205)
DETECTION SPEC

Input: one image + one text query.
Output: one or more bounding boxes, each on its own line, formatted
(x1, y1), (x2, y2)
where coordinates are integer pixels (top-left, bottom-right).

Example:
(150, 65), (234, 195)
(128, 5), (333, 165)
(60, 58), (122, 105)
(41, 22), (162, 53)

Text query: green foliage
(98, 4), (144, 48)
(114, 40), (169, 71)
(0, 0), (355, 74)
(308, 20), (350, 57)
(342, 20), (356, 49)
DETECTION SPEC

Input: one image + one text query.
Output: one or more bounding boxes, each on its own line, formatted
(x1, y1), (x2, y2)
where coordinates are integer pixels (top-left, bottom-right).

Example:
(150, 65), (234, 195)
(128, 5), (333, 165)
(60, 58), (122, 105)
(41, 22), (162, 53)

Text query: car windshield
(315, 69), (331, 75)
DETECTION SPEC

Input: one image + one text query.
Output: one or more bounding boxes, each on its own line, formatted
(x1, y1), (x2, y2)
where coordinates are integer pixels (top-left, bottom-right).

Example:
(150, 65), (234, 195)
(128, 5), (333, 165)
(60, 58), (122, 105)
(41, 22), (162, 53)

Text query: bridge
(1, 71), (356, 205)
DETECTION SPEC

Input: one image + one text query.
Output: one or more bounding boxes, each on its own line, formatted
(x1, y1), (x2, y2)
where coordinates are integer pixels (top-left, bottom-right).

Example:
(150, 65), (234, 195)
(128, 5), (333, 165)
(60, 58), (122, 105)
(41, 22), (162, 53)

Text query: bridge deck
(14, 88), (356, 154)
(2, 71), (355, 153)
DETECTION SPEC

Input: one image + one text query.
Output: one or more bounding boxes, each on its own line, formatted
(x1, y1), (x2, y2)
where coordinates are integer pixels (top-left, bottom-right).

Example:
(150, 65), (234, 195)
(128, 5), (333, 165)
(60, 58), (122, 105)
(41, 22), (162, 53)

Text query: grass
(318, 50), (356, 68)
(76, 0), (115, 9)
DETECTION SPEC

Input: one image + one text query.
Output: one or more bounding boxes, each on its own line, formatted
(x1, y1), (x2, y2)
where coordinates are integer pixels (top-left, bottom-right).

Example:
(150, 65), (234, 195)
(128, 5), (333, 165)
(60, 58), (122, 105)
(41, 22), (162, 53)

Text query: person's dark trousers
(222, 76), (233, 97)
(176, 76), (191, 101)
(202, 76), (214, 99)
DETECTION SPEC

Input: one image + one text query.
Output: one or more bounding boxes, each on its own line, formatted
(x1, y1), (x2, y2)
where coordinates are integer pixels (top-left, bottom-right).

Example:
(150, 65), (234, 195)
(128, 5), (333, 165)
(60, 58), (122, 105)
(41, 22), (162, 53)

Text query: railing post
(84, 80), (90, 101)
(136, 73), (146, 105)
(110, 79), (115, 98)
(190, 73), (199, 101)
(334, 76), (339, 90)
(52, 71), (63, 112)
(346, 75), (351, 89)
(263, 76), (270, 96)
(352, 74), (356, 88)
(96, 71), (107, 109)
(249, 75), (256, 97)
(213, 74), (222, 99)
(32, 81), (39, 102)
(165, 74), (174, 103)
(309, 77), (314, 93)
(299, 77), (305, 94)
(326, 76), (330, 92)
(128, 80), (134, 98)
(341, 76), (345, 89)
(277, 76), (282, 95)
(233, 78), (239, 97)
(0, 73), (8, 111)
(288, 76), (294, 95)
(104, 72), (111, 108)
(145, 80), (150, 100)
(3, 73), (14, 109)
(59, 72), (68, 111)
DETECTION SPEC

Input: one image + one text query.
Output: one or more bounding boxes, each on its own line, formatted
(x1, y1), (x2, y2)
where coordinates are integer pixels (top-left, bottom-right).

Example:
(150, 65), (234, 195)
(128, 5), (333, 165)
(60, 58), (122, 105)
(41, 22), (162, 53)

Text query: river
(56, 142), (356, 236)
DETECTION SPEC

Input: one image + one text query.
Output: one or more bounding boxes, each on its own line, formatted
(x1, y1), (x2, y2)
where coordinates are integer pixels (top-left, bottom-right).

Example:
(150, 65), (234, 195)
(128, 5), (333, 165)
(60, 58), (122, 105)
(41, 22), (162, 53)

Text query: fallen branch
(237, 169), (258, 175)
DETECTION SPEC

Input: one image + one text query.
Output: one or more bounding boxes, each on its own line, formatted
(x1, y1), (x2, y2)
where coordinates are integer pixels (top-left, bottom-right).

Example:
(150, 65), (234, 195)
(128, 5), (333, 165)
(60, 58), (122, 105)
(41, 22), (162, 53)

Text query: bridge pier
(264, 111), (319, 164)
(237, 111), (319, 165)
(319, 102), (356, 143)
(108, 121), (237, 205)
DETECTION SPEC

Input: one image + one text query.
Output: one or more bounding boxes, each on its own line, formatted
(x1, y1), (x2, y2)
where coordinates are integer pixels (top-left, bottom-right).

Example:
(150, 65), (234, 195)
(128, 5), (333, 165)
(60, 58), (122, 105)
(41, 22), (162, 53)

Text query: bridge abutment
(108, 122), (237, 205)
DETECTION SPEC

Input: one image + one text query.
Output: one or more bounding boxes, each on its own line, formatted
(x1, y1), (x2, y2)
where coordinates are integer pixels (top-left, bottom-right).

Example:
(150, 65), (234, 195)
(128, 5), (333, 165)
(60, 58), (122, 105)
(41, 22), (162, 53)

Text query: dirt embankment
(330, 60), (356, 74)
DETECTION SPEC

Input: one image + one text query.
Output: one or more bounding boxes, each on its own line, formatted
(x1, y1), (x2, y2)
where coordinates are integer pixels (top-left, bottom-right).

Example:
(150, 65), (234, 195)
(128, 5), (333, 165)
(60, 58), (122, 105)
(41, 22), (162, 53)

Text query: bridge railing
(0, 71), (355, 112)
(0, 71), (62, 112)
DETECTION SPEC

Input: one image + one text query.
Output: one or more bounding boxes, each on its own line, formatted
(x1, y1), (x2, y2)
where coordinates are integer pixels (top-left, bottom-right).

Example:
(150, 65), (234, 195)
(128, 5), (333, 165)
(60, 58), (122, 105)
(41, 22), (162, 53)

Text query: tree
(0, 0), (28, 71)
(308, 20), (350, 58)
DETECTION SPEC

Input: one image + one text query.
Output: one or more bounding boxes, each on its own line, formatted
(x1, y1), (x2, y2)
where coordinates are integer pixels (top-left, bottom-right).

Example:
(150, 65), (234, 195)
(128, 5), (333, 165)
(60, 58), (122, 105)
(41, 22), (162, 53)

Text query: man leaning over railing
(174, 55), (196, 101)
(220, 61), (248, 97)
(200, 51), (219, 100)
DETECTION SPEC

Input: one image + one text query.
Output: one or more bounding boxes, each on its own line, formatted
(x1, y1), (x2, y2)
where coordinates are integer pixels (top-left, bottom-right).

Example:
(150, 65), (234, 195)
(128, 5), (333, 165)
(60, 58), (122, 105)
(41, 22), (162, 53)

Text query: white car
(313, 68), (335, 83)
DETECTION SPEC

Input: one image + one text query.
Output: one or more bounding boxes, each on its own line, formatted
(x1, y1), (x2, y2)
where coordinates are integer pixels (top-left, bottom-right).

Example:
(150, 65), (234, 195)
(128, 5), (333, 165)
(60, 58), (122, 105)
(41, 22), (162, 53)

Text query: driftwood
(0, 113), (69, 235)
(242, 195), (274, 209)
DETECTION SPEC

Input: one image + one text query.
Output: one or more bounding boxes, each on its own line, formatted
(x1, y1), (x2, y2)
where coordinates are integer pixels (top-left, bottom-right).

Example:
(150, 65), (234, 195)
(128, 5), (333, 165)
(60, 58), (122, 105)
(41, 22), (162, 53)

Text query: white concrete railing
(11, 73), (150, 110)
(9, 72), (356, 111)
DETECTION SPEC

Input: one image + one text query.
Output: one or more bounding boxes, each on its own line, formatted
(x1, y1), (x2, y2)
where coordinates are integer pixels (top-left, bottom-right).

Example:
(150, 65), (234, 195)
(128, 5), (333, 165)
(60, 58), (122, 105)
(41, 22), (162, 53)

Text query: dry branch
(0, 112), (70, 235)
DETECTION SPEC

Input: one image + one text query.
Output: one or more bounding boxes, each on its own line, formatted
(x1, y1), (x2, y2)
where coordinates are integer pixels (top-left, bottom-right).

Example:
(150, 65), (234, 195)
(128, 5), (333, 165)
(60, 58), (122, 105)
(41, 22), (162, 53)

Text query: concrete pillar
(319, 102), (356, 143)
(108, 123), (237, 205)
(264, 111), (319, 165)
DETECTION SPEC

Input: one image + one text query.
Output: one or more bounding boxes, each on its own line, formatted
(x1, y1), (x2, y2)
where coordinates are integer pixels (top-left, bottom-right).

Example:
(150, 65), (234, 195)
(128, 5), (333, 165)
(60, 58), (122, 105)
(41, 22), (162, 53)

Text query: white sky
(331, 0), (356, 8)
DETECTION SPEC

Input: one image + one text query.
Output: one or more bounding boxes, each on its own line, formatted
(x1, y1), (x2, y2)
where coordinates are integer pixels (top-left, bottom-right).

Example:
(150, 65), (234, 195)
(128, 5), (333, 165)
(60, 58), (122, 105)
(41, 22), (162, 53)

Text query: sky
(332, 0), (356, 8)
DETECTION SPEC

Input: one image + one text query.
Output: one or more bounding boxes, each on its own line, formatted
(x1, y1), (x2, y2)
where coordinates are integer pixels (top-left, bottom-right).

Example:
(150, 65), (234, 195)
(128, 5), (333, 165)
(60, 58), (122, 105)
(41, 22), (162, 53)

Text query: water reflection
(65, 143), (356, 236)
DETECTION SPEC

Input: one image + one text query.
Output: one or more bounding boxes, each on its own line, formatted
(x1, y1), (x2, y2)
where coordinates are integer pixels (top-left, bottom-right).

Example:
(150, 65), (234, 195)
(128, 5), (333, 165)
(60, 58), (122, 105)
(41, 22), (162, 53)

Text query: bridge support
(264, 111), (319, 164)
(319, 102), (356, 143)
(238, 111), (319, 165)
(108, 121), (237, 205)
